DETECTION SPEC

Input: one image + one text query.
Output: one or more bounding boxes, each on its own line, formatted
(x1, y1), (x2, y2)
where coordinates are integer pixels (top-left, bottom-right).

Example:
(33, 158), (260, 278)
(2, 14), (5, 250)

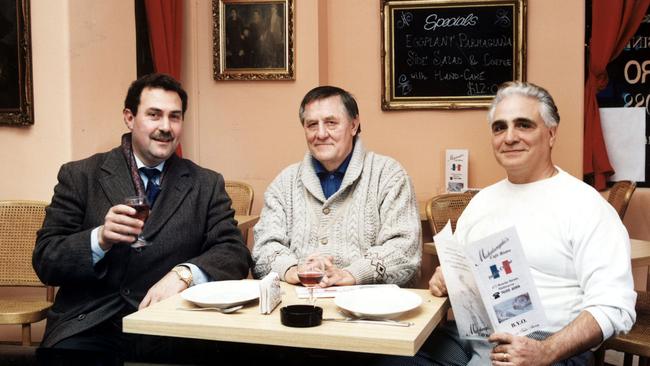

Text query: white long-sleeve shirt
(455, 167), (636, 339)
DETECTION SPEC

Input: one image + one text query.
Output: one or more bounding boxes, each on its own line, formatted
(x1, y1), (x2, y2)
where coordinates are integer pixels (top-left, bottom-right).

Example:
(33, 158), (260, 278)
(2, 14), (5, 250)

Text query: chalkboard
(381, 0), (526, 110)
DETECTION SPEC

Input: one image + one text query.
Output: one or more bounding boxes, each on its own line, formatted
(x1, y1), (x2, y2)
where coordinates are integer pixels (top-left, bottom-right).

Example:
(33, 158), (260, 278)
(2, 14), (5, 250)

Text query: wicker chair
(225, 181), (254, 242)
(607, 180), (636, 220)
(425, 191), (477, 235)
(0, 200), (53, 346)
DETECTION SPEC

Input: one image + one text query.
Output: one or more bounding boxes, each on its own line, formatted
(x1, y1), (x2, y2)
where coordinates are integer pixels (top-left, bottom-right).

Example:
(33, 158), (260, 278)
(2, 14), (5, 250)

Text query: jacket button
(320, 238), (328, 245)
(122, 288), (131, 296)
(135, 247), (143, 253)
(322, 207), (330, 215)
(77, 314), (86, 320)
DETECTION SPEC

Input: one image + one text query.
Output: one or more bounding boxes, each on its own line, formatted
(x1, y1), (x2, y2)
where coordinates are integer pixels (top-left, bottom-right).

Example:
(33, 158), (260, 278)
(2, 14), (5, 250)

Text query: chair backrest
(225, 181), (254, 216)
(425, 191), (476, 235)
(607, 180), (636, 220)
(0, 200), (48, 288)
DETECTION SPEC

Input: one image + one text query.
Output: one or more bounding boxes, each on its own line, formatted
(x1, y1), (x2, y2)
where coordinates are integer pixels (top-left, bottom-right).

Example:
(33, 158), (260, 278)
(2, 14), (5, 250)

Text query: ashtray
(280, 305), (323, 327)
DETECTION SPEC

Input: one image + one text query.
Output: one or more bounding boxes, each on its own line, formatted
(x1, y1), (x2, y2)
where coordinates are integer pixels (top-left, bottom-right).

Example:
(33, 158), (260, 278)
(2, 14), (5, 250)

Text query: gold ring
(503, 353), (508, 362)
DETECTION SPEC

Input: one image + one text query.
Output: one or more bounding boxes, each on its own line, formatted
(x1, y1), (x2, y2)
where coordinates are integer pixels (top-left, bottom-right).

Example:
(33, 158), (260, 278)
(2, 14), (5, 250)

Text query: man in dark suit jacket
(33, 73), (251, 363)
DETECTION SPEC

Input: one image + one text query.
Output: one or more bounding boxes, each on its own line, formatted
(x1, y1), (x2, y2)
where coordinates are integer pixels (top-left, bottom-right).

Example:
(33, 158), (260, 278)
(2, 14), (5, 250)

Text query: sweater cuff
(345, 258), (376, 285)
(271, 255), (299, 282)
(584, 306), (613, 340)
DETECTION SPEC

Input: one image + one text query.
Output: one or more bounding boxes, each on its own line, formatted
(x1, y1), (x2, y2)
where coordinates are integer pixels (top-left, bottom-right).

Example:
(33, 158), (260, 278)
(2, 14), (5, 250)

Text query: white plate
(334, 287), (422, 319)
(181, 280), (260, 308)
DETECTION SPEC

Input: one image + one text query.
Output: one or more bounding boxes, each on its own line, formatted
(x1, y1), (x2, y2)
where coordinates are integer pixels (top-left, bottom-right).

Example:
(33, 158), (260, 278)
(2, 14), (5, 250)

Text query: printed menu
(435, 223), (546, 339)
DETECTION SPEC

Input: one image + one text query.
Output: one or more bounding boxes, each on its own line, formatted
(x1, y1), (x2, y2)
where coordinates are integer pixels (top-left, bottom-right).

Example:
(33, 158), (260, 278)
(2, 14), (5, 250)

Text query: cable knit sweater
(252, 139), (421, 286)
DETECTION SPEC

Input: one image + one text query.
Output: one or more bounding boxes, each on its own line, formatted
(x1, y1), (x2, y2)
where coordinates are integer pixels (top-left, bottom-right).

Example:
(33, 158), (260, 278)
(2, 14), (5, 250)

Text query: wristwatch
(171, 265), (193, 287)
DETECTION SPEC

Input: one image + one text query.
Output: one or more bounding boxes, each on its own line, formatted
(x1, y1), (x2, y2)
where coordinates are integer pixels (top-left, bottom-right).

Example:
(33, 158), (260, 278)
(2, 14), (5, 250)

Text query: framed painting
(213, 0), (295, 81)
(381, 0), (526, 110)
(0, 0), (33, 125)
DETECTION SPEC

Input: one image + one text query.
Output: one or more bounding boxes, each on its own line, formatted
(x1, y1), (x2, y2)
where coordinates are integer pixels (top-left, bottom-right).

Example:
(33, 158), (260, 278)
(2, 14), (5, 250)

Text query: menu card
(435, 223), (547, 339)
(259, 272), (282, 314)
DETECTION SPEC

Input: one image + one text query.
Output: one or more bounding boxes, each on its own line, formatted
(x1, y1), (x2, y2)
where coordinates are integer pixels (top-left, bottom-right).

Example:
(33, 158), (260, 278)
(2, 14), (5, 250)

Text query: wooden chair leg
(640, 356), (649, 366)
(21, 324), (31, 346)
(623, 353), (634, 366)
(592, 347), (605, 366)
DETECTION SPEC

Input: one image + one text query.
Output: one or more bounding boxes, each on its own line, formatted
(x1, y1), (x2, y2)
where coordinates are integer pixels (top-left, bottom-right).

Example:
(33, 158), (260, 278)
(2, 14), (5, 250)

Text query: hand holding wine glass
(124, 195), (151, 248)
(297, 255), (325, 305)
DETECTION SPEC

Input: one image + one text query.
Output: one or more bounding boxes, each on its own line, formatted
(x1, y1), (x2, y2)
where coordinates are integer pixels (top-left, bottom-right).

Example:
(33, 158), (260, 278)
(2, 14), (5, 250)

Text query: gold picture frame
(0, 0), (34, 126)
(381, 0), (526, 110)
(213, 0), (295, 81)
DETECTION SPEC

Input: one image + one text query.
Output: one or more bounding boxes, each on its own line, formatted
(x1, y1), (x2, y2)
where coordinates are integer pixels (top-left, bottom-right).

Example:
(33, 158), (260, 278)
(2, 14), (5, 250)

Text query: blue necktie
(140, 167), (161, 207)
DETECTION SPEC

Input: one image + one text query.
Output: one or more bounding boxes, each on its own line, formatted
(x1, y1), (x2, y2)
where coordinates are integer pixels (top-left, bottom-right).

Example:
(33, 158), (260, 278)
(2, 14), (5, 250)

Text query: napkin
(259, 272), (282, 314)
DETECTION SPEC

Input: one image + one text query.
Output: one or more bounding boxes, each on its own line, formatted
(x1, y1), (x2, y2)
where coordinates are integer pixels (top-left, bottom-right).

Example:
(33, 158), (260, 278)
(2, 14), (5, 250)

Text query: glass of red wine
(124, 195), (151, 248)
(297, 255), (325, 306)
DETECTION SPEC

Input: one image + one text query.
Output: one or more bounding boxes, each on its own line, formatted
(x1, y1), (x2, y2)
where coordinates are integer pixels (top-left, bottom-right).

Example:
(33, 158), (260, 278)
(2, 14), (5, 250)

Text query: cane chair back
(425, 191), (477, 235)
(225, 181), (254, 242)
(0, 200), (53, 346)
(607, 180), (636, 220)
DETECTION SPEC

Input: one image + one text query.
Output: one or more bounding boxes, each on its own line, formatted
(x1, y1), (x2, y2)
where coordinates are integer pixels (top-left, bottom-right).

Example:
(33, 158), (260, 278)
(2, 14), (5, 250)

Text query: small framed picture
(0, 0), (34, 126)
(213, 0), (295, 81)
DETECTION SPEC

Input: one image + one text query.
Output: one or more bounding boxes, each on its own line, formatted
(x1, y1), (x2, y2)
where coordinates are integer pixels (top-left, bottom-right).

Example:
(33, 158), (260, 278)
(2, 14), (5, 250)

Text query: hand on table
(98, 204), (144, 250)
(429, 266), (447, 297)
(320, 256), (356, 287)
(139, 271), (188, 309)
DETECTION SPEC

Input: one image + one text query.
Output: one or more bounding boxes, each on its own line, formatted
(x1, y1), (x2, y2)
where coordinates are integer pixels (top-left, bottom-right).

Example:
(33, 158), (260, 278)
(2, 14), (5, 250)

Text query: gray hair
(487, 81), (560, 128)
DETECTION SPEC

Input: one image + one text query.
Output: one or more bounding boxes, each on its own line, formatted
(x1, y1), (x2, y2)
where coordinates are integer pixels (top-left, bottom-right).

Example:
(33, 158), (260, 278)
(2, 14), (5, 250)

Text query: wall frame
(0, 0), (34, 126)
(381, 0), (526, 110)
(213, 0), (295, 81)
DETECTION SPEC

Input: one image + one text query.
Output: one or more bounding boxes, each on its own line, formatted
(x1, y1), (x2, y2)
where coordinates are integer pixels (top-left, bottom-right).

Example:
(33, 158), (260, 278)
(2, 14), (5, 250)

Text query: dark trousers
(36, 311), (220, 366)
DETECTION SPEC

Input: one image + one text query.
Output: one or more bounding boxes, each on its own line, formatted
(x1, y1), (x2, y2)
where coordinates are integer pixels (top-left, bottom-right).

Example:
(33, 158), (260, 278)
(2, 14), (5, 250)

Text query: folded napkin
(259, 272), (282, 314)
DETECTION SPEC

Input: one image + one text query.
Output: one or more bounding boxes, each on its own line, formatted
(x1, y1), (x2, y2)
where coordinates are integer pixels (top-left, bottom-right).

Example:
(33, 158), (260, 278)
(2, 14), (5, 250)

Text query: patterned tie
(139, 167), (161, 207)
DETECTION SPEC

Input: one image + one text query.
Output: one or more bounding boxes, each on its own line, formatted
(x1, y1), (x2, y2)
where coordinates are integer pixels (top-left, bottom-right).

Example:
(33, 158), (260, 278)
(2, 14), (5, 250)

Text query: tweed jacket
(33, 146), (251, 347)
(252, 139), (421, 286)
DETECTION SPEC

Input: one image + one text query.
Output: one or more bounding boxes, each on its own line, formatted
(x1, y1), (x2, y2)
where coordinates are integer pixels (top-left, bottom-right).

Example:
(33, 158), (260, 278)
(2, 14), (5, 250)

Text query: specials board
(381, 0), (526, 110)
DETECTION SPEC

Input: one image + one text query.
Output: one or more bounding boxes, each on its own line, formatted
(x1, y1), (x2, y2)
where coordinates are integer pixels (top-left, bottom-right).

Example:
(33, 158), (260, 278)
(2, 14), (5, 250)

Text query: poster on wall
(596, 8), (650, 187)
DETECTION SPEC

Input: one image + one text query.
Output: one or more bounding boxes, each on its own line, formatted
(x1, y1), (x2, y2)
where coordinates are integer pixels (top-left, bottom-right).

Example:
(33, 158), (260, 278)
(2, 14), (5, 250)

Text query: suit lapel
(99, 148), (137, 206)
(142, 154), (192, 239)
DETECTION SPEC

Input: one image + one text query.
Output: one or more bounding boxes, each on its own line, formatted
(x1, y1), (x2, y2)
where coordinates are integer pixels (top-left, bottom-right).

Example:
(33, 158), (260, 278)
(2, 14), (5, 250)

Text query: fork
(176, 305), (243, 313)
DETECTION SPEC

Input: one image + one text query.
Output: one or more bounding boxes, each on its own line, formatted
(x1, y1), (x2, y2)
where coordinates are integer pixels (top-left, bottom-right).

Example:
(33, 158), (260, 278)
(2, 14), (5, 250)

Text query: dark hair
(124, 73), (188, 117)
(299, 86), (361, 135)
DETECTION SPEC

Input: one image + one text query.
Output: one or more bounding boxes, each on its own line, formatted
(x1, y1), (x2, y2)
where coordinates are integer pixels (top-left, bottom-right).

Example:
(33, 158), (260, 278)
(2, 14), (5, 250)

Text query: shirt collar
(134, 154), (165, 172)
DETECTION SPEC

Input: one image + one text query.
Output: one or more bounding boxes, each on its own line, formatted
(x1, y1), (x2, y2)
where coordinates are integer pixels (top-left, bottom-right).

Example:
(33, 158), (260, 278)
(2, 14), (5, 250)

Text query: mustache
(151, 130), (174, 142)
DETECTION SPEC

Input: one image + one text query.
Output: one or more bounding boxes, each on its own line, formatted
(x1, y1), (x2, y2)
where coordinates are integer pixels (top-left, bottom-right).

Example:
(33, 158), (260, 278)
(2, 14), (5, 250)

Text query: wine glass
(124, 195), (151, 248)
(297, 256), (325, 306)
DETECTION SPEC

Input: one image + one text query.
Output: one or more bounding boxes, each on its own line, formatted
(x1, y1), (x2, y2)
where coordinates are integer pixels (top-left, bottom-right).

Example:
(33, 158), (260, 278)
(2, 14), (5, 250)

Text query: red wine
(298, 271), (323, 287)
(128, 203), (150, 222)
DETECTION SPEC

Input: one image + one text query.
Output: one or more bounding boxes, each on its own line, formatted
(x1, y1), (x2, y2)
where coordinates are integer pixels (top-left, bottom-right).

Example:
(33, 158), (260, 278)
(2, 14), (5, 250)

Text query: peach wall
(182, 0), (585, 214)
(0, 0), (135, 344)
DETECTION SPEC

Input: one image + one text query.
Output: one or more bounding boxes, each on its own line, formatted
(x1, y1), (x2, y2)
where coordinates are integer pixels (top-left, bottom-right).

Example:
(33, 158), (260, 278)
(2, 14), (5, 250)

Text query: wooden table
(123, 282), (449, 356)
(234, 215), (259, 231)
(631, 239), (650, 267)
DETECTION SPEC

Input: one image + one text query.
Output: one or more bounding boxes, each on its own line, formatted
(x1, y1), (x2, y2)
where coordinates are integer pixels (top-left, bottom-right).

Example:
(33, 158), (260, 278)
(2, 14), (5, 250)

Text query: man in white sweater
(423, 82), (636, 366)
(252, 86), (421, 287)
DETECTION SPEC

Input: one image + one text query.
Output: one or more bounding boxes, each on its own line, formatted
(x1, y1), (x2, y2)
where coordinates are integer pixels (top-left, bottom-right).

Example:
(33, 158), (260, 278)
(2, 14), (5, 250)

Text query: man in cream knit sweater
(252, 86), (421, 287)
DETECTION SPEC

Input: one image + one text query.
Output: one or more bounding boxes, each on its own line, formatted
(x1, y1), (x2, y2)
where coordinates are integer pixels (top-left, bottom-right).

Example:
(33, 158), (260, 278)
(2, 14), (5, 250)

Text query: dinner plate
(181, 279), (260, 308)
(334, 287), (422, 319)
